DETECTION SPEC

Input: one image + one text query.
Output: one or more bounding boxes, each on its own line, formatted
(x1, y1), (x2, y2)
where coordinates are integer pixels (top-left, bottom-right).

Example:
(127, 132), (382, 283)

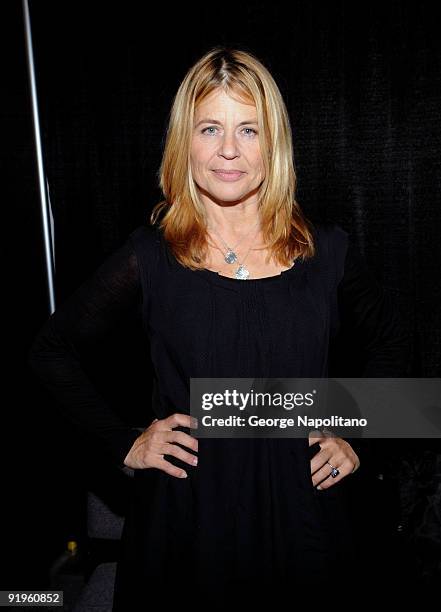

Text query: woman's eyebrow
(195, 118), (258, 127)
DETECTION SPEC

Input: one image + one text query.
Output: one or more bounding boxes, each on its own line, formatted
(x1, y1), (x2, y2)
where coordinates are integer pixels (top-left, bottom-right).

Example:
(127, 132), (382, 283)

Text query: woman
(28, 47), (409, 606)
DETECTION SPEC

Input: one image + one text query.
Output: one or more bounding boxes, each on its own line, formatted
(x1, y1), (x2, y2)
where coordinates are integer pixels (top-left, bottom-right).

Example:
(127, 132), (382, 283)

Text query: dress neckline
(153, 224), (303, 285)
(199, 262), (297, 283)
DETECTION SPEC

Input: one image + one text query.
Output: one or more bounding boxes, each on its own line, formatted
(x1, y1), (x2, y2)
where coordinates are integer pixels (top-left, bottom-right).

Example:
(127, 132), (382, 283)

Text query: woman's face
(190, 88), (265, 206)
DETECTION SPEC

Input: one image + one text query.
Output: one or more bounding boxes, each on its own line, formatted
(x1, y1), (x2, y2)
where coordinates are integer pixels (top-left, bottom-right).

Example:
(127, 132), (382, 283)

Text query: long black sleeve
(27, 237), (144, 467)
(335, 240), (410, 377)
(331, 236), (411, 470)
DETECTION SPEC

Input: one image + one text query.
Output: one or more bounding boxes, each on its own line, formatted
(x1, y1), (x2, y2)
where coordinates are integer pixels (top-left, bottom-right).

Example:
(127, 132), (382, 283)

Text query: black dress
(27, 221), (409, 607)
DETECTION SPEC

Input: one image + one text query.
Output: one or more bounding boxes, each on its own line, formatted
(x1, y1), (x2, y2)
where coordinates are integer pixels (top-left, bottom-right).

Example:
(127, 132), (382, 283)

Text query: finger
(350, 458), (361, 474)
(310, 450), (334, 476)
(308, 428), (328, 445)
(312, 455), (346, 486)
(163, 442), (198, 467)
(155, 456), (188, 479)
(164, 413), (198, 431)
(165, 430), (198, 453)
(308, 434), (325, 447)
(312, 463), (339, 487)
(315, 459), (353, 489)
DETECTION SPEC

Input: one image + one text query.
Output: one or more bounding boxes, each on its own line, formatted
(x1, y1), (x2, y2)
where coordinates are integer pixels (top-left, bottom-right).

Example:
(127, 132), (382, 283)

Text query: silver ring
(327, 461), (340, 478)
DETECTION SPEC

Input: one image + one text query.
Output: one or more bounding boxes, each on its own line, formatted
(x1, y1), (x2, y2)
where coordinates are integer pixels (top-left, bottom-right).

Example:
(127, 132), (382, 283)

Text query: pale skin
(124, 87), (360, 485)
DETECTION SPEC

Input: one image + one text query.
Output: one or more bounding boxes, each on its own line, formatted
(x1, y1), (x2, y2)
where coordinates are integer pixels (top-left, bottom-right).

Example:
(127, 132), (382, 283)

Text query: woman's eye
(201, 126), (258, 136)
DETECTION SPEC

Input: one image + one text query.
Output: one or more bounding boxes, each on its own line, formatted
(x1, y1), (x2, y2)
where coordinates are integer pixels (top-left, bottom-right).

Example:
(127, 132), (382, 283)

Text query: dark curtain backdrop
(4, 0), (440, 593)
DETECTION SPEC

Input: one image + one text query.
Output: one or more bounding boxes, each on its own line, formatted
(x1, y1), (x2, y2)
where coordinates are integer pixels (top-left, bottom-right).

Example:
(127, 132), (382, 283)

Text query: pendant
(224, 250), (238, 264)
(235, 264), (250, 280)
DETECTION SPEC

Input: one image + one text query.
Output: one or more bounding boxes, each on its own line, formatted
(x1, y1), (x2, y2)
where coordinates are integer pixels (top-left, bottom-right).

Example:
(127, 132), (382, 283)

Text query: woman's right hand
(123, 413), (198, 478)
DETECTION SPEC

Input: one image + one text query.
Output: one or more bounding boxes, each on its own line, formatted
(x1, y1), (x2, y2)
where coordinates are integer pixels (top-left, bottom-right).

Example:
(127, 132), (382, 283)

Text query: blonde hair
(150, 45), (315, 269)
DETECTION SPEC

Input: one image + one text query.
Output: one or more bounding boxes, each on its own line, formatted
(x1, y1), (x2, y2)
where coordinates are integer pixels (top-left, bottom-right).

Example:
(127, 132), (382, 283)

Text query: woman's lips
(212, 170), (245, 182)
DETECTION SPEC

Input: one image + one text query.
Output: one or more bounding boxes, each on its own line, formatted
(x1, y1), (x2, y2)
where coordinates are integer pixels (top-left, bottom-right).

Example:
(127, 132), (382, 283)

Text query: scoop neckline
(199, 262), (298, 283)
(153, 225), (301, 284)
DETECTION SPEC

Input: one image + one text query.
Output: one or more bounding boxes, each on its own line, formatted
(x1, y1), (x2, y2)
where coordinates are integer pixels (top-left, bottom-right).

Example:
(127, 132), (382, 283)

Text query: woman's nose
(218, 132), (239, 158)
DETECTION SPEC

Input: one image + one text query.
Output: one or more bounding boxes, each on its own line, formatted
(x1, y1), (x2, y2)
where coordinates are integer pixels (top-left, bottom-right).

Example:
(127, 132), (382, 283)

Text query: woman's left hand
(308, 432), (360, 490)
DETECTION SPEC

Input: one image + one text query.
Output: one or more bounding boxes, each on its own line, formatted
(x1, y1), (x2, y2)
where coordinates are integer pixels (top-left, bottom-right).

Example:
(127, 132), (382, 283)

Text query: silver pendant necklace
(232, 241), (254, 279)
(208, 220), (260, 266)
(207, 221), (261, 280)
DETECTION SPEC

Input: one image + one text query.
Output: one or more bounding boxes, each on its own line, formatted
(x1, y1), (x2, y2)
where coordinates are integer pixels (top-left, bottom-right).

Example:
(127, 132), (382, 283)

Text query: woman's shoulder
(306, 220), (351, 290)
(310, 220), (349, 246)
(123, 224), (163, 295)
(309, 220), (349, 265)
(127, 223), (162, 256)
(128, 223), (160, 242)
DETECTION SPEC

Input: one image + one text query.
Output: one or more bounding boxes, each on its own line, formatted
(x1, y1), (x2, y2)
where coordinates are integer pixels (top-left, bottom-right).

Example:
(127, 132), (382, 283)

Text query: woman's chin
(198, 186), (258, 207)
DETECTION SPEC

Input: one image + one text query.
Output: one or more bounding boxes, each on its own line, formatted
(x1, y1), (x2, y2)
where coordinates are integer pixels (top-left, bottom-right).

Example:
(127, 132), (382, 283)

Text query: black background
(2, 0), (440, 594)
